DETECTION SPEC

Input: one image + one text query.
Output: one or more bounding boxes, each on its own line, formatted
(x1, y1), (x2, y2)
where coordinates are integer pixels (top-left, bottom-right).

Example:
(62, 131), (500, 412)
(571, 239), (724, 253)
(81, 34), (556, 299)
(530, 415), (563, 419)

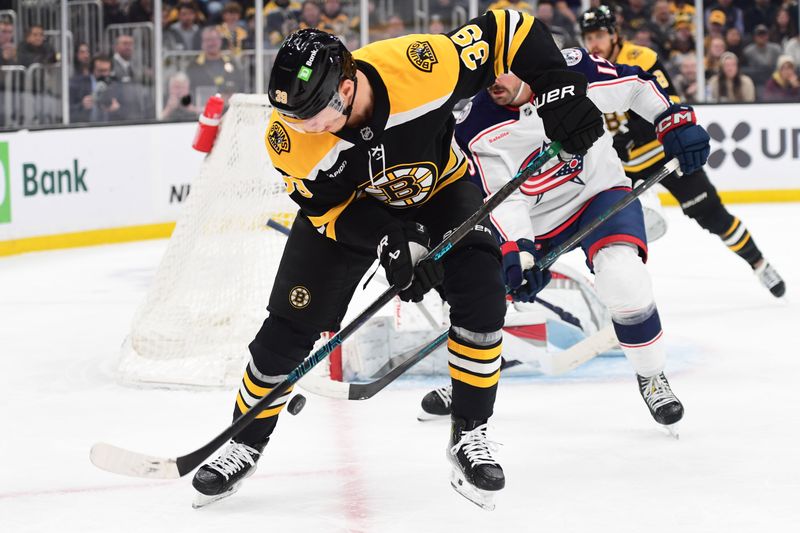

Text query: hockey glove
(378, 221), (445, 303)
(532, 70), (605, 156)
(501, 239), (552, 303)
(655, 104), (710, 175)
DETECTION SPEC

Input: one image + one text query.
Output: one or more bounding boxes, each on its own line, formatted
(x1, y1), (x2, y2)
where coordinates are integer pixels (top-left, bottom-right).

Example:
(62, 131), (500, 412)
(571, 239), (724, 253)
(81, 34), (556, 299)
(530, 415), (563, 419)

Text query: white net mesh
(119, 95), (296, 388)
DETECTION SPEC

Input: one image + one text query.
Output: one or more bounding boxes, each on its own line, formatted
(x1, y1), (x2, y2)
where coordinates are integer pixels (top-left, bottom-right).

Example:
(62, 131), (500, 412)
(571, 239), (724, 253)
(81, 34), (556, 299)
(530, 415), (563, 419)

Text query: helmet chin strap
(512, 80), (526, 105)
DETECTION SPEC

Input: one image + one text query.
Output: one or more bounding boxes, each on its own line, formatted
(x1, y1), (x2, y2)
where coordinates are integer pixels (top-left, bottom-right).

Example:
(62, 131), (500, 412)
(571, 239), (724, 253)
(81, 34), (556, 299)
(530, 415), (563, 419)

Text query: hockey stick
(89, 142), (563, 479)
(267, 218), (442, 330)
(299, 158), (679, 400)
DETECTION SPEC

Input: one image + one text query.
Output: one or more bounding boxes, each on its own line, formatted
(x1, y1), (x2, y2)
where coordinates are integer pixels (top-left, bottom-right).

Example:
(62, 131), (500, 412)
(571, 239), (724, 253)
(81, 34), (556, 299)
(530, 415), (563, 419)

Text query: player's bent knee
(593, 244), (655, 317)
(248, 314), (321, 374)
(444, 246), (506, 332)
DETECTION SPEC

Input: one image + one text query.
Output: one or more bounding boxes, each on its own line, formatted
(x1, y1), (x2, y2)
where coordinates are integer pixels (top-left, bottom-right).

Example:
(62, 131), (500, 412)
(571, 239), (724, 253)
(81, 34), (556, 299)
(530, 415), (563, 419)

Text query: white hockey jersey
(455, 47), (673, 242)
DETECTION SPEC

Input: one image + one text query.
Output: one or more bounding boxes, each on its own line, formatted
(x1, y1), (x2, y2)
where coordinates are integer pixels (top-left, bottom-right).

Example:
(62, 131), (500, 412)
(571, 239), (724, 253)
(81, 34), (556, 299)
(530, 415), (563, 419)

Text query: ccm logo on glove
(655, 107), (696, 140)
(533, 85), (576, 108)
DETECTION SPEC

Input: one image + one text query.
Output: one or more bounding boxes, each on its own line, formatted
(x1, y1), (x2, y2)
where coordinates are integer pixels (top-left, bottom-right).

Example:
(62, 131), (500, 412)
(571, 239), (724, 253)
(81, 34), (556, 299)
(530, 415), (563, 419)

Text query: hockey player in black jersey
(191, 11), (605, 510)
(579, 5), (785, 298)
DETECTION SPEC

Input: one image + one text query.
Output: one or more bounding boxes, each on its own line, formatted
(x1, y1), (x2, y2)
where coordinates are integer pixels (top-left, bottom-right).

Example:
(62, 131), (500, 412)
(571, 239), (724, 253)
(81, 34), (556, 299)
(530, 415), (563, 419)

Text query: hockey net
(119, 94), (611, 389)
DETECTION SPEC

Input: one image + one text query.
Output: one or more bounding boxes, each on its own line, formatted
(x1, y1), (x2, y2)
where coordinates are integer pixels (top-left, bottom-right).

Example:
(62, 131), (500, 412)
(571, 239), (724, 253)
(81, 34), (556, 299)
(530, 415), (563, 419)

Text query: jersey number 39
(451, 25), (489, 71)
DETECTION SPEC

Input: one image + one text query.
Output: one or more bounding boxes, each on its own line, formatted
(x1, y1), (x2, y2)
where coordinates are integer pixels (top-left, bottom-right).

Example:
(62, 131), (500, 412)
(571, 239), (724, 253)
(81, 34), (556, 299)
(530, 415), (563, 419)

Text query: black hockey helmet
(579, 5), (617, 35)
(268, 29), (357, 119)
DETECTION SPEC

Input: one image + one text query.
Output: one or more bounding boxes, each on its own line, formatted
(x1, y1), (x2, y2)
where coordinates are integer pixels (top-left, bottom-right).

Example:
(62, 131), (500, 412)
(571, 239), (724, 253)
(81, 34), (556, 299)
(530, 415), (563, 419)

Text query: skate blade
(192, 482), (243, 509)
(449, 467), (497, 511)
(417, 410), (449, 422)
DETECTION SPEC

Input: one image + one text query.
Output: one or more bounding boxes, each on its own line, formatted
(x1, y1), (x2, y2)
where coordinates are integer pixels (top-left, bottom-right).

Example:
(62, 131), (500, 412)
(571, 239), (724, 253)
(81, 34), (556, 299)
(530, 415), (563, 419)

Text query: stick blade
(90, 442), (180, 479)
(542, 325), (618, 375)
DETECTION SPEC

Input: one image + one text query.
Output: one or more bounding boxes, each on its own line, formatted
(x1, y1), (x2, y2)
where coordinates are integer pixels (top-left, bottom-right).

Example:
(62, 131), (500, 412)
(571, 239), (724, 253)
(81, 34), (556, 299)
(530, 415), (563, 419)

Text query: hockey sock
(718, 217), (763, 268)
(612, 305), (665, 378)
(232, 359), (294, 445)
(447, 326), (502, 421)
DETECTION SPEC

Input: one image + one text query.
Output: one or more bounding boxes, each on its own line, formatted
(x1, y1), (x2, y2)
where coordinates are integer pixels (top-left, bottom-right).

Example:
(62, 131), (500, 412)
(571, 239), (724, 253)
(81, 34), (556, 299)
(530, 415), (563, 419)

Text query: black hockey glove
(655, 104), (710, 175)
(501, 239), (551, 303)
(532, 70), (605, 156)
(378, 221), (445, 303)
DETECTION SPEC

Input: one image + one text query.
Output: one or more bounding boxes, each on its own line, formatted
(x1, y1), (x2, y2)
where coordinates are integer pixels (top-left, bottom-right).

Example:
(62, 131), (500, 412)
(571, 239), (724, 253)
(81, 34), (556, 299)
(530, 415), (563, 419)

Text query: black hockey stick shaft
(166, 142), (563, 475)
(332, 158), (680, 400)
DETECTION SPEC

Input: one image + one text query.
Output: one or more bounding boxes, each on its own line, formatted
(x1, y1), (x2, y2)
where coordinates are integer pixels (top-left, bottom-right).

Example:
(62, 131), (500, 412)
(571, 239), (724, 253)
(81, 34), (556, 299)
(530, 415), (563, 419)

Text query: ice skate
(447, 417), (504, 511)
(192, 439), (267, 508)
(637, 372), (683, 438)
(418, 385), (452, 421)
(754, 261), (786, 298)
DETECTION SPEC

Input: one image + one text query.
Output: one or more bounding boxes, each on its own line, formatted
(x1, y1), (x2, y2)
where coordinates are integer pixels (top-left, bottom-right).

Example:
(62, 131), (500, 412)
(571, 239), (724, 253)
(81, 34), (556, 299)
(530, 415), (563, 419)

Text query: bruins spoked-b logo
(407, 41), (438, 72)
(363, 162), (437, 207)
(268, 122), (291, 154)
(289, 286), (311, 309)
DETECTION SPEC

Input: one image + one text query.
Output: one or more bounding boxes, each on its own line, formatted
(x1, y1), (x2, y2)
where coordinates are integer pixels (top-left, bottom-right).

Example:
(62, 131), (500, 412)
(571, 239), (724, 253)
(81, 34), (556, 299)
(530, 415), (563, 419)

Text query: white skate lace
(450, 423), (500, 467)
(207, 442), (260, 480)
(755, 262), (782, 289)
(640, 374), (677, 411)
(434, 386), (453, 408)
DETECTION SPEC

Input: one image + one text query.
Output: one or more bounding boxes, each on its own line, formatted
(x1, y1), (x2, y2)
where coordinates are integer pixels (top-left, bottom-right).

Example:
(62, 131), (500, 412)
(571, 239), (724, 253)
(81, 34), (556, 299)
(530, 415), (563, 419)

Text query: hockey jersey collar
(334, 60), (389, 145)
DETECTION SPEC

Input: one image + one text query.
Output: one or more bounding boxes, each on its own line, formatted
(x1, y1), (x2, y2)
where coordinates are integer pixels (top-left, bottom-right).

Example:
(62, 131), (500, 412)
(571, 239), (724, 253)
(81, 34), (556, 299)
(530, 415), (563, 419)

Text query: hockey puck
(287, 394), (306, 415)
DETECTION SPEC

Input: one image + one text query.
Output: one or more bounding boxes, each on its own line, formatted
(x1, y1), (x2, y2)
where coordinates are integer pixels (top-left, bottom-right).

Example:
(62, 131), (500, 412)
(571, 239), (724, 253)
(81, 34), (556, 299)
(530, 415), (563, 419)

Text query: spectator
(706, 10), (726, 43)
(770, 7), (797, 47)
(743, 24), (783, 86)
(705, 36), (727, 78)
(128, 0), (155, 24)
(165, 1), (203, 51)
(186, 27), (244, 102)
(669, 13), (696, 57)
(321, 0), (356, 37)
(266, 1), (301, 46)
(73, 42), (91, 76)
(0, 18), (17, 66)
(724, 27), (744, 61)
(218, 2), (248, 55)
(69, 54), (121, 123)
(298, 0), (325, 31)
(162, 71), (199, 120)
(17, 25), (56, 67)
(646, 0), (674, 55)
(622, 0), (650, 35)
(112, 34), (150, 120)
(708, 52), (755, 103)
(669, 0), (695, 23)
(429, 14), (446, 34)
(102, 0), (129, 26)
(705, 0), (743, 35)
(632, 27), (660, 55)
(536, 1), (577, 48)
(763, 54), (800, 102)
(380, 15), (406, 40)
(487, 1), (534, 15)
(785, 35), (800, 67)
(112, 34), (137, 83)
(745, 0), (777, 35)
(430, 0), (455, 30)
(673, 53), (699, 103)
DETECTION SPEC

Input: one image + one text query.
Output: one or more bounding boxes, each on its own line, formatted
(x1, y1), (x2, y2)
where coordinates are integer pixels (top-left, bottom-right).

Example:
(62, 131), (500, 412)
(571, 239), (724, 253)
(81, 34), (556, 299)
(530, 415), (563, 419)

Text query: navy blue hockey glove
(532, 70), (605, 156)
(501, 239), (552, 303)
(655, 104), (710, 175)
(378, 221), (444, 303)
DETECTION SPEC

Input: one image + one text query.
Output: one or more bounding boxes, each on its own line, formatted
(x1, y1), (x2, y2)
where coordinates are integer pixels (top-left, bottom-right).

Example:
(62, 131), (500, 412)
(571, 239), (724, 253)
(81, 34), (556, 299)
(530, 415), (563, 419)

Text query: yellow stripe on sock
(722, 217), (740, 238)
(236, 392), (288, 419)
(449, 367), (500, 388)
(447, 339), (502, 361)
(729, 233), (751, 252)
(243, 372), (272, 397)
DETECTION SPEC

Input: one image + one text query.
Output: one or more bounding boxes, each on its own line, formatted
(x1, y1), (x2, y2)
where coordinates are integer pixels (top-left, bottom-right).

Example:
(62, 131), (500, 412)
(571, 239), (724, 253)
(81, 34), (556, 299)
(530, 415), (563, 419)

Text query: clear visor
(280, 90), (347, 133)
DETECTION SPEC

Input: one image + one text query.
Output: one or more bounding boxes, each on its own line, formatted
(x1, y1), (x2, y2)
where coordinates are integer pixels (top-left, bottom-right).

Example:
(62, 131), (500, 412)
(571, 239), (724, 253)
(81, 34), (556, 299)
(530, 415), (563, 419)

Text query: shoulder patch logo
(407, 41), (438, 72)
(561, 48), (583, 66)
(268, 122), (291, 154)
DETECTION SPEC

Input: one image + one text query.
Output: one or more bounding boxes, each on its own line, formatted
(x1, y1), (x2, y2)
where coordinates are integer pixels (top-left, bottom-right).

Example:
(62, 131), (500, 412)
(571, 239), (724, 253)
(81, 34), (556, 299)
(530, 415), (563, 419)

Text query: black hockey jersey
(265, 10), (568, 251)
(603, 41), (681, 179)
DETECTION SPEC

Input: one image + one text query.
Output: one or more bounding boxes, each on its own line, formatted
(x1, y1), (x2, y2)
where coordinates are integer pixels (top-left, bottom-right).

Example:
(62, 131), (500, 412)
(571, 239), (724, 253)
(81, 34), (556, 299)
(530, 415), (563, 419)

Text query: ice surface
(1, 204), (799, 533)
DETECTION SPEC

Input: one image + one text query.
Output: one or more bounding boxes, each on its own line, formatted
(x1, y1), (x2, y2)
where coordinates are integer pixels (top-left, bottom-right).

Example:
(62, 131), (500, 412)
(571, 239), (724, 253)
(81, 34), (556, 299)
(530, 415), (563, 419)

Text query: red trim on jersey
(469, 119), (518, 196)
(588, 75), (671, 108)
(619, 330), (663, 349)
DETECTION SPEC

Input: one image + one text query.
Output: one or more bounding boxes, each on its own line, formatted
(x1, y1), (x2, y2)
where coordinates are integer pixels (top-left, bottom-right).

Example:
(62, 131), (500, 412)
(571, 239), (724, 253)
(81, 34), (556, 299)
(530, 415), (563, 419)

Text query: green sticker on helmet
(297, 66), (313, 81)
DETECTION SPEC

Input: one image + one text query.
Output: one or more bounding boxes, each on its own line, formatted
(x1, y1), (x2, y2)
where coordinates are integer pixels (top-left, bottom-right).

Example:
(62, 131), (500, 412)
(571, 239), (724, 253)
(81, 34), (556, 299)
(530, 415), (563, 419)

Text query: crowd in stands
(0, 0), (798, 128)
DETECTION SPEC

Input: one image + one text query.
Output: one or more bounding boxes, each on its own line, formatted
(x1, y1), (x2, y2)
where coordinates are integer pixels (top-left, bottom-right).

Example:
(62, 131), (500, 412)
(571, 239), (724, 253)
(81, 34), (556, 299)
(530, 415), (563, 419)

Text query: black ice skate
(191, 439), (267, 508)
(418, 385), (453, 421)
(637, 372), (684, 438)
(447, 417), (504, 511)
(755, 261), (786, 298)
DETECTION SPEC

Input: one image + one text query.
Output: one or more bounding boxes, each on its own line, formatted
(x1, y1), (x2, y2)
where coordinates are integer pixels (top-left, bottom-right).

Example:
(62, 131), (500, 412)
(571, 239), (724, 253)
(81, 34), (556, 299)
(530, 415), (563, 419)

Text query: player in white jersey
(419, 47), (712, 434)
